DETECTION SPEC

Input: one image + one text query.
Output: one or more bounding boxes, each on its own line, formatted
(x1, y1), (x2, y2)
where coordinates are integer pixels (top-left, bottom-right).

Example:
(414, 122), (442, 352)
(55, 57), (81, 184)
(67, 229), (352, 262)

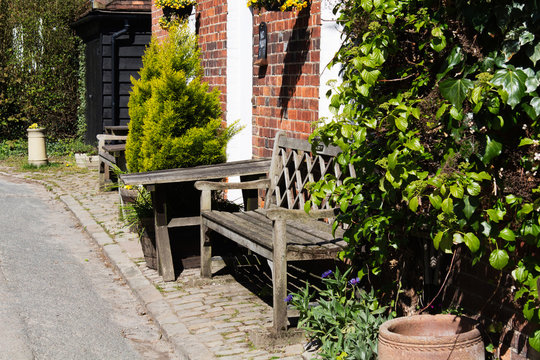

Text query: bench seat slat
(202, 212), (274, 260)
(241, 211), (335, 246)
(102, 144), (126, 153)
(203, 210), (346, 260)
(235, 212), (317, 246)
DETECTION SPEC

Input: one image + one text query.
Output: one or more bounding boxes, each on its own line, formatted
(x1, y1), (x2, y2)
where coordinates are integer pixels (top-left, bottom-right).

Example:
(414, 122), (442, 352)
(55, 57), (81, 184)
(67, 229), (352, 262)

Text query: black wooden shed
(72, 6), (151, 144)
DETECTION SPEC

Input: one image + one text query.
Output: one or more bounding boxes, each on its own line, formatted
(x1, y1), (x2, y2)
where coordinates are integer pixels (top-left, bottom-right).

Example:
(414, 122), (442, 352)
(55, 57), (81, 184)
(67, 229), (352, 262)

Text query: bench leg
(272, 219), (288, 333)
(152, 186), (175, 281)
(200, 190), (212, 278)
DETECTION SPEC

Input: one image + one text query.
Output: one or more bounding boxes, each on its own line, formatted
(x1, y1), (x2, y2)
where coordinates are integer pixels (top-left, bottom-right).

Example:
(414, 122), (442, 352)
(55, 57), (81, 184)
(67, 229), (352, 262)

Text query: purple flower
(284, 294), (293, 303)
(348, 277), (360, 286)
(322, 270), (333, 278)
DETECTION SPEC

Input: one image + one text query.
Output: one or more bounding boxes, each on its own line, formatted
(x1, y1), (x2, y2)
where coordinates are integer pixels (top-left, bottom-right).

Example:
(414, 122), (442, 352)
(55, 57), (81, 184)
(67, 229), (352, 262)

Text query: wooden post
(200, 189), (212, 278)
(151, 185), (175, 281)
(272, 219), (288, 333)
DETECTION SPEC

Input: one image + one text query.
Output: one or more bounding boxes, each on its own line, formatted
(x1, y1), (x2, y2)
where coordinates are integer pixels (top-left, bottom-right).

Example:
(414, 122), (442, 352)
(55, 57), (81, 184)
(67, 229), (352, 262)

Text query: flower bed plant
(288, 268), (392, 360)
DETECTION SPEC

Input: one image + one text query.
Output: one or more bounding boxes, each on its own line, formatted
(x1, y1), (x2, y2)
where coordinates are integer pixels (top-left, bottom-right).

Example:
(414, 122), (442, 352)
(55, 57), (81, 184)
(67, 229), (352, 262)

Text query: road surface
(0, 175), (176, 360)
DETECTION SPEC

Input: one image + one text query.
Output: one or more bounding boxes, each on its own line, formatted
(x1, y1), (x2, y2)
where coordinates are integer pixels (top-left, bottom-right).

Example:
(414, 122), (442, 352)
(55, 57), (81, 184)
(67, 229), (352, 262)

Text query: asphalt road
(0, 175), (176, 360)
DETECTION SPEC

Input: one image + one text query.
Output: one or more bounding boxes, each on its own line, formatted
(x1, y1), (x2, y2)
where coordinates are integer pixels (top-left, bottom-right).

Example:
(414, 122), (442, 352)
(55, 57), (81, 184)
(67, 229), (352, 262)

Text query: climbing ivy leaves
(439, 78), (473, 110)
(491, 67), (528, 109)
(312, 0), (540, 352)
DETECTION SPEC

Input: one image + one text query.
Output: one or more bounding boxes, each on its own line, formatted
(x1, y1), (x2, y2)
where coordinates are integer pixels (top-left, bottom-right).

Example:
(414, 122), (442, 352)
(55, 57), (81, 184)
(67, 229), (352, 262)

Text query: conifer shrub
(126, 23), (236, 172)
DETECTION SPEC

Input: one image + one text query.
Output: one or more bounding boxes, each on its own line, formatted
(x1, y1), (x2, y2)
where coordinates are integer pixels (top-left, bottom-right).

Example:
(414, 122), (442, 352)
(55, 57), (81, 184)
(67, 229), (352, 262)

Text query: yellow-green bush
(126, 23), (236, 172)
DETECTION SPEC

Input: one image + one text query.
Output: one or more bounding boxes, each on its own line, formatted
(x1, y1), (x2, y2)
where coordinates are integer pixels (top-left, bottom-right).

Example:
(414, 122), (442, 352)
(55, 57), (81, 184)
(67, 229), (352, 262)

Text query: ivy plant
(309, 0), (540, 351)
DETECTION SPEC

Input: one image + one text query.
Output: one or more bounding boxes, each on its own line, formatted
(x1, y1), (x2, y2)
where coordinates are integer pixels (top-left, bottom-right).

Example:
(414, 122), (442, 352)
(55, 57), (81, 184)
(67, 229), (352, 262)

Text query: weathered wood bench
(98, 125), (129, 188)
(119, 158), (272, 281)
(195, 132), (354, 332)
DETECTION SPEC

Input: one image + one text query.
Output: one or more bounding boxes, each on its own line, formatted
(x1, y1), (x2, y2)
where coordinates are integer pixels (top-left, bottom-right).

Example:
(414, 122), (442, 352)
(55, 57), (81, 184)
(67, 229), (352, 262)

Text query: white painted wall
(226, 1), (253, 203)
(319, 0), (343, 123)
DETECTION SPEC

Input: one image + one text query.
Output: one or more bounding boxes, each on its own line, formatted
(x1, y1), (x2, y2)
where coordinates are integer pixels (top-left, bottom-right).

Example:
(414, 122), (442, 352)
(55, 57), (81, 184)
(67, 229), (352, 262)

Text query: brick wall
(251, 1), (322, 158)
(197, 0), (228, 115)
(151, 3), (168, 42)
(150, 1), (323, 159)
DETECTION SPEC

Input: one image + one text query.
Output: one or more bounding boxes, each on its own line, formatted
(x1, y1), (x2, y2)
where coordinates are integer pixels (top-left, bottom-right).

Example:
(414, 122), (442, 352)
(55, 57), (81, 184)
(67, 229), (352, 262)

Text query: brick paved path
(2, 163), (306, 360)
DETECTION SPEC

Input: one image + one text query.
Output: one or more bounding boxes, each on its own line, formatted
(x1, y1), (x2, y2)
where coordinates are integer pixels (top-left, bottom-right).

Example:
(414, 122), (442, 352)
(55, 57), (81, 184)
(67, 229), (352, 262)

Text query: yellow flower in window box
(247, 0), (309, 12)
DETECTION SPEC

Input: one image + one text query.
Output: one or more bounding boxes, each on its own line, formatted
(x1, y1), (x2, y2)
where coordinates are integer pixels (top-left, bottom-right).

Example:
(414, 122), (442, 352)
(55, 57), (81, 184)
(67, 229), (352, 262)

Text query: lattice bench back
(265, 132), (356, 211)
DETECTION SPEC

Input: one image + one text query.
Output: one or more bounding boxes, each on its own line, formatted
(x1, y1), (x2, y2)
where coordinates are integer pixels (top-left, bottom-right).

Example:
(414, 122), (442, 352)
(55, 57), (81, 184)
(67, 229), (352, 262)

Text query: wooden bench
(119, 158), (272, 281)
(195, 132), (354, 332)
(97, 125), (129, 188)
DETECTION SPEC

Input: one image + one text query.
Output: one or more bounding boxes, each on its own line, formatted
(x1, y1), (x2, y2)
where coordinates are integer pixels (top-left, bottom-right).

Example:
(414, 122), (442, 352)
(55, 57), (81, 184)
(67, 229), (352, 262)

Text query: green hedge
(0, 0), (84, 140)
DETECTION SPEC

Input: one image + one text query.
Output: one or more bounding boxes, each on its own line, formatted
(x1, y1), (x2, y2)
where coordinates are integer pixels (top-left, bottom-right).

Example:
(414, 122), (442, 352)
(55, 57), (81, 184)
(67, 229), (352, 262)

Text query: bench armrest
(264, 207), (340, 220)
(195, 179), (270, 191)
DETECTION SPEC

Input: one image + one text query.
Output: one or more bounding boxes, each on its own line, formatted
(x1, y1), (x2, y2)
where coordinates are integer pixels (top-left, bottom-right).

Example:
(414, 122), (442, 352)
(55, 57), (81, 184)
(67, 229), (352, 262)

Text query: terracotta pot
(378, 314), (484, 360)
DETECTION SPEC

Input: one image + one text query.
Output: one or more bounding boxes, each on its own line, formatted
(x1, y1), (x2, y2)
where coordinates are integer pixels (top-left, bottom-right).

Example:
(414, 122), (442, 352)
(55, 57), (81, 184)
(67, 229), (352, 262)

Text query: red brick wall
(251, 1), (321, 158)
(197, 0), (228, 115)
(151, 1), (228, 114)
(151, 3), (169, 42)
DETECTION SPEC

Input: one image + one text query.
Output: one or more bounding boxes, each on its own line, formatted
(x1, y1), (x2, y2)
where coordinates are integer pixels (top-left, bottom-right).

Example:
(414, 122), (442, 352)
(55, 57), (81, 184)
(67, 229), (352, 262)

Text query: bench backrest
(265, 132), (356, 210)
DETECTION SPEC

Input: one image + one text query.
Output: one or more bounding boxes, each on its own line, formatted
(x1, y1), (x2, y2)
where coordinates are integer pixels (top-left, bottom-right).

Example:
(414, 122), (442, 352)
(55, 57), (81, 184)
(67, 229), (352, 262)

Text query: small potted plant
(155, 0), (196, 30)
(247, 0), (309, 12)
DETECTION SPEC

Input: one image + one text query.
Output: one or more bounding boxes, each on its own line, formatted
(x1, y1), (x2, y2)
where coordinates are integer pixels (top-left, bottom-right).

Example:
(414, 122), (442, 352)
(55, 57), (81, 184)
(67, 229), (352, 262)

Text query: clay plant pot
(378, 314), (484, 360)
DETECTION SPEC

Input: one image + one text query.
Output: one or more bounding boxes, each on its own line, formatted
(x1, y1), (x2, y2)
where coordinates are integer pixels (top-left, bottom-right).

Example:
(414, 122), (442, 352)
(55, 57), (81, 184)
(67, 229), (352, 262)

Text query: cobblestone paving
(5, 163), (306, 360)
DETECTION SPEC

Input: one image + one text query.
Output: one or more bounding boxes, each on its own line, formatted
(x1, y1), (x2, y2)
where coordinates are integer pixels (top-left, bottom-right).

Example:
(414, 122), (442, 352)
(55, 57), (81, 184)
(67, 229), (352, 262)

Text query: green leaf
(437, 46), (463, 81)
(499, 228), (516, 242)
(523, 300), (535, 321)
(462, 196), (477, 219)
(360, 0), (373, 12)
(529, 330), (540, 352)
(435, 103), (449, 119)
(361, 69), (381, 85)
(464, 232), (480, 253)
(388, 150), (398, 170)
(453, 233), (464, 244)
(490, 68), (527, 109)
(439, 78), (474, 110)
(395, 116), (408, 132)
(429, 194), (442, 209)
(470, 86), (483, 104)
(430, 35), (446, 52)
(528, 42), (540, 66)
(442, 197), (454, 215)
(467, 182), (481, 196)
(405, 138), (423, 152)
(433, 231), (444, 250)
(505, 194), (520, 205)
(531, 97), (540, 117)
(512, 266), (528, 283)
(409, 196), (419, 212)
(481, 221), (492, 237)
(450, 184), (464, 199)
(486, 208), (505, 223)
(449, 106), (463, 120)
(304, 200), (312, 213)
(482, 137), (502, 165)
(489, 249), (509, 270)
(519, 138), (535, 146)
